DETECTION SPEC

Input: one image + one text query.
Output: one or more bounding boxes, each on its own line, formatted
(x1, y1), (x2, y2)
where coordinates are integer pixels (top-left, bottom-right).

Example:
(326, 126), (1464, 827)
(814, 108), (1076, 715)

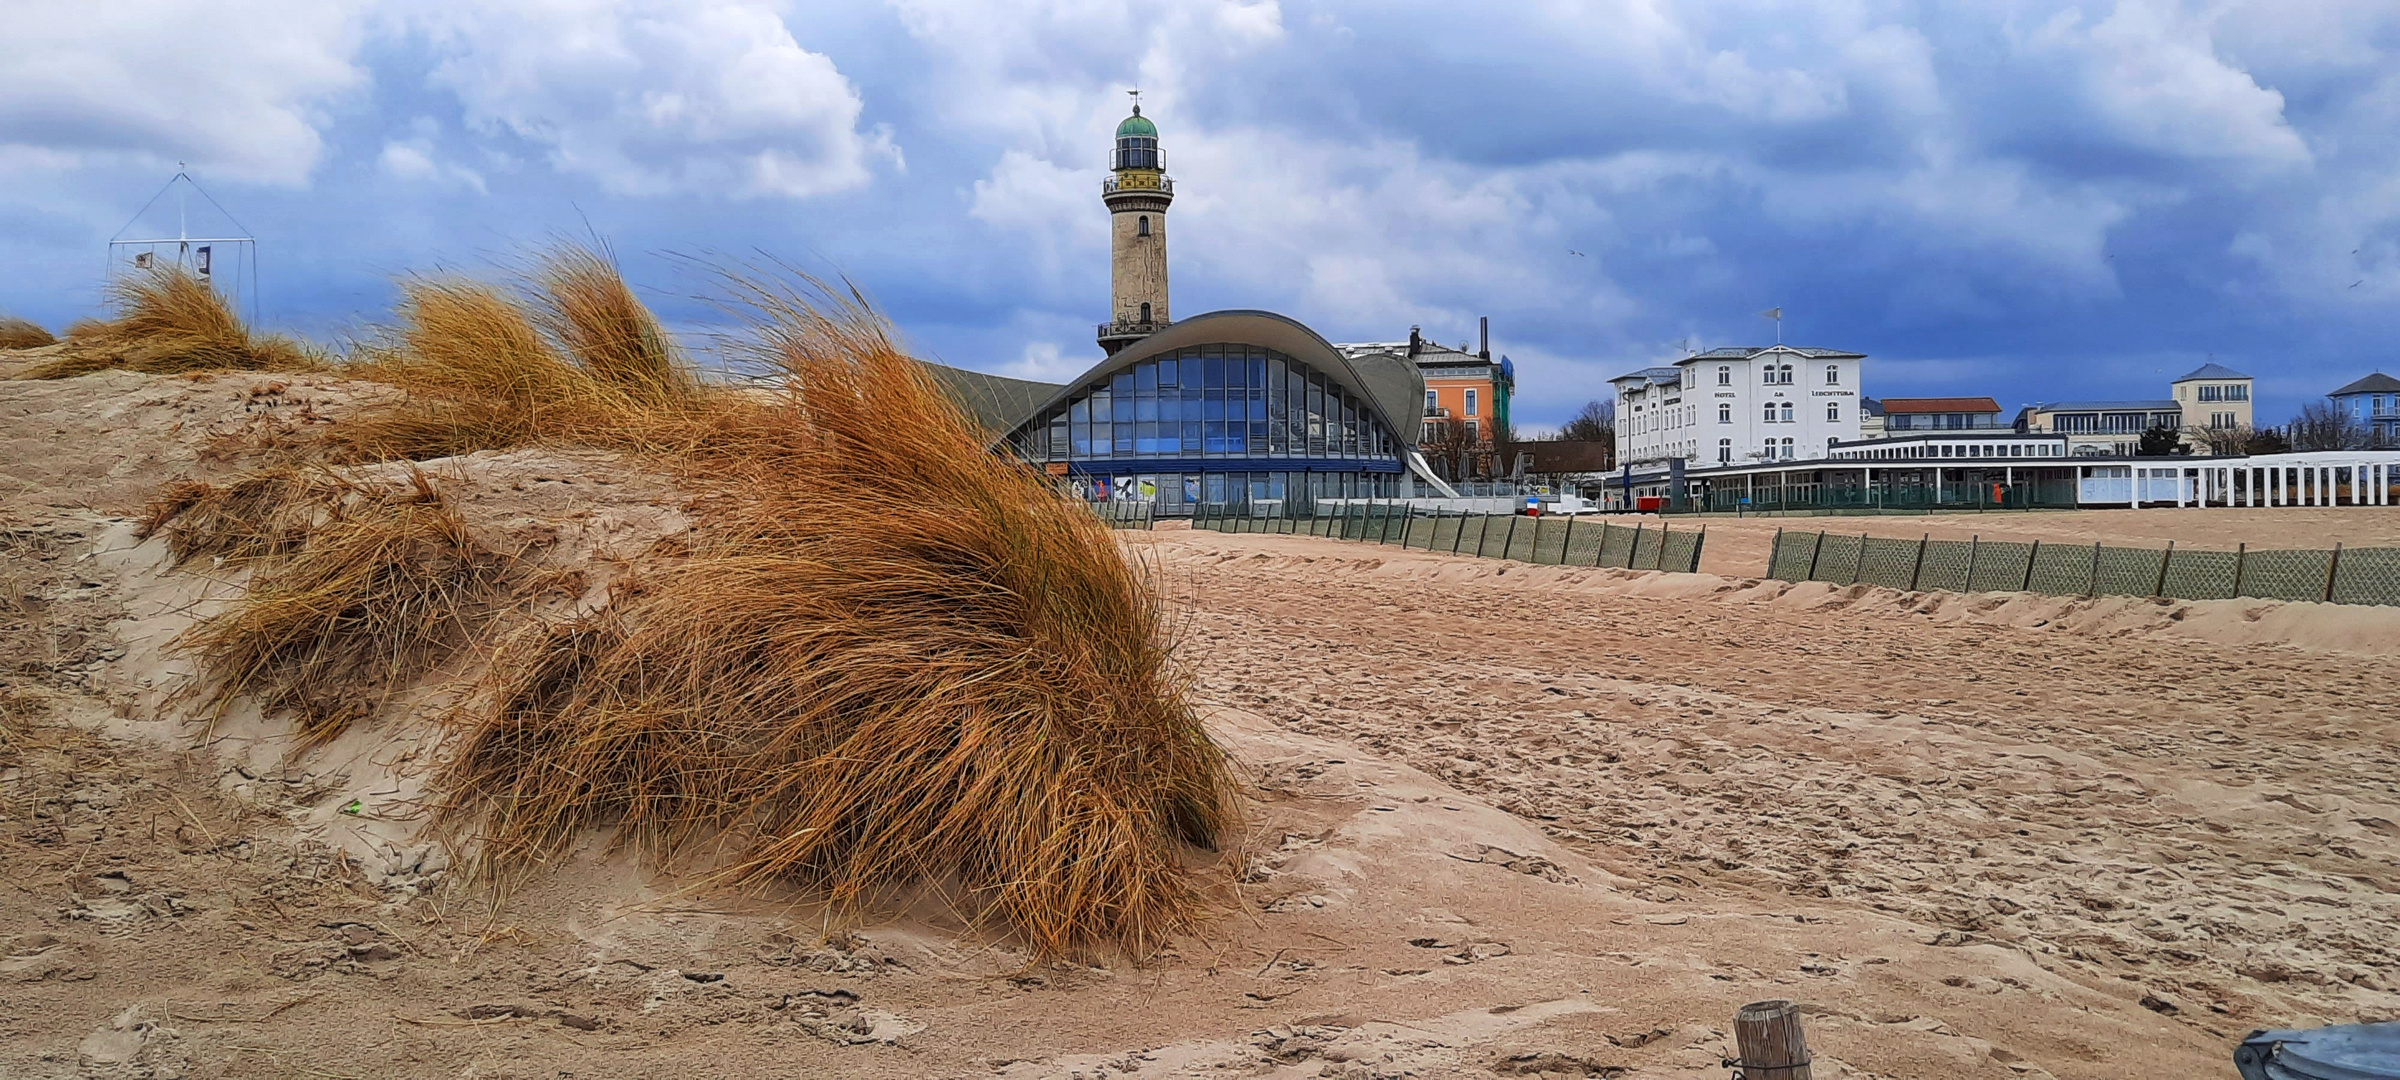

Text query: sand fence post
(2234, 542), (2248, 598)
(2325, 542), (2344, 603)
(1909, 533), (1927, 592)
(2153, 540), (2174, 598)
(1769, 526), (1782, 578)
(1730, 999), (1812, 1079)
(2023, 539), (2039, 592)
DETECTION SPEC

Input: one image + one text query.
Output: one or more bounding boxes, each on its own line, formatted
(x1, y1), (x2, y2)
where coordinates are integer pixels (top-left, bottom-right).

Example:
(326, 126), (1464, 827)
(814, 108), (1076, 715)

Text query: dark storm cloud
(2, 1), (2395, 426)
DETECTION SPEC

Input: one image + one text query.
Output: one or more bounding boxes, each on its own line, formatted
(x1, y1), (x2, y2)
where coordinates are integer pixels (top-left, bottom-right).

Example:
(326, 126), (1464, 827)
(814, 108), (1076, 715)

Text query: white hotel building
(1611, 345), (1866, 468)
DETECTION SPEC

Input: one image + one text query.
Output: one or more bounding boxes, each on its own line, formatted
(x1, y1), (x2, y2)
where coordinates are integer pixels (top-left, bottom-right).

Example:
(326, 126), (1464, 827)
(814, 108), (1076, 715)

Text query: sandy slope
(4, 367), (2393, 1079)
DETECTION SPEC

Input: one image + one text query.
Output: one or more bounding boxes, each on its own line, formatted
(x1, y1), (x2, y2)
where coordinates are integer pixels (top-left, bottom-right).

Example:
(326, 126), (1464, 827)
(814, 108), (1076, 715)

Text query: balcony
(1102, 173), (1173, 196)
(1096, 318), (1171, 345)
(1423, 407), (1453, 419)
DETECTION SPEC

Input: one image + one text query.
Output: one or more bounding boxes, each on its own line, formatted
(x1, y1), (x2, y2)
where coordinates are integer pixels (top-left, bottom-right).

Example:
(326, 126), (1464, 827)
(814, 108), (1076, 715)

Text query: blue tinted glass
(1226, 421), (1247, 454)
(1248, 390), (1265, 421)
(1183, 422), (1202, 452)
(1136, 422), (1159, 454)
(1157, 395), (1179, 423)
(1248, 357), (1266, 387)
(1135, 362), (1156, 393)
(1091, 392), (1110, 424)
(1070, 399), (1089, 423)
(1113, 422), (1133, 454)
(1205, 394), (1225, 421)
(1205, 421), (1226, 453)
(1157, 358), (1177, 387)
(1113, 371), (1134, 396)
(1136, 395), (1157, 422)
(1206, 357), (1225, 387)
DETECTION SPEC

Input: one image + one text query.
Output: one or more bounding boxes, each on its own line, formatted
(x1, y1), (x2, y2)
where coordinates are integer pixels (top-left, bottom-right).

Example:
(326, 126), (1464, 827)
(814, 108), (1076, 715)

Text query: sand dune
(3, 368), (2391, 1078)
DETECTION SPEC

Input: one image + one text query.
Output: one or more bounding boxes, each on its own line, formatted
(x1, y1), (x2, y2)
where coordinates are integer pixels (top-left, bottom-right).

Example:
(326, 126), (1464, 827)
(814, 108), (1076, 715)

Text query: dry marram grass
(170, 471), (518, 748)
(342, 246), (698, 461)
(24, 267), (314, 379)
(133, 251), (1233, 955)
(0, 315), (54, 350)
(439, 280), (1233, 956)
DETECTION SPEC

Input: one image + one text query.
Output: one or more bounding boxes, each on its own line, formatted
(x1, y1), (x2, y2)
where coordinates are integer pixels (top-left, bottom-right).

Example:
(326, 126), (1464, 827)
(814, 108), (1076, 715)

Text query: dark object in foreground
(2238, 1022), (2400, 1079)
(1729, 999), (1811, 1079)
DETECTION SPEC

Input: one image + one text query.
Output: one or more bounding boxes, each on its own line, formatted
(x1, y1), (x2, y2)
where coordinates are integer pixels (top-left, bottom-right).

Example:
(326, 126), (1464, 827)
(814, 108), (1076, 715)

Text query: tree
(1561, 399), (1615, 442)
(1420, 415), (1477, 481)
(2137, 424), (2185, 456)
(2242, 427), (2292, 455)
(2188, 422), (2249, 456)
(2289, 399), (2366, 451)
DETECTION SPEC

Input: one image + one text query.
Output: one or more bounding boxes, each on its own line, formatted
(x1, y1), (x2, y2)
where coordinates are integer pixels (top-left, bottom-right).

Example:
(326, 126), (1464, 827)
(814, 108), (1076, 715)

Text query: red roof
(1880, 396), (2002, 414)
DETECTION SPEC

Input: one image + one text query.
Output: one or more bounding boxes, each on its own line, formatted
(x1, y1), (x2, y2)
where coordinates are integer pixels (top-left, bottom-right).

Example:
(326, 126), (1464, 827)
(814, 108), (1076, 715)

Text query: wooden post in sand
(1732, 1000), (1812, 1079)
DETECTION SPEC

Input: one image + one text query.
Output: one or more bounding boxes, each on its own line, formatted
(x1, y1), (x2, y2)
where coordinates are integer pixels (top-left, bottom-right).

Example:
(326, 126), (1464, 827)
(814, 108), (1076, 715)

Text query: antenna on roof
(1127, 87), (1142, 115)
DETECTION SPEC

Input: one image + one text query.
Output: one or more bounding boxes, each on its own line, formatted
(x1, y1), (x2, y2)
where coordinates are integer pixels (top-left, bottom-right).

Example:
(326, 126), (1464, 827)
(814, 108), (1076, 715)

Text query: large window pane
(1205, 392), (1225, 421)
(1205, 420), (1226, 454)
(1158, 358), (1177, 387)
(1113, 371), (1134, 397)
(1135, 362), (1156, 393)
(1091, 391), (1111, 424)
(1183, 421), (1202, 453)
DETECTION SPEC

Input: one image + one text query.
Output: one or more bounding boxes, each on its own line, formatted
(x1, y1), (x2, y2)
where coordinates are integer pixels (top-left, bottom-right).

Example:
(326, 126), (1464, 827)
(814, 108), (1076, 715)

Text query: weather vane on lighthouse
(1127, 87), (1142, 114)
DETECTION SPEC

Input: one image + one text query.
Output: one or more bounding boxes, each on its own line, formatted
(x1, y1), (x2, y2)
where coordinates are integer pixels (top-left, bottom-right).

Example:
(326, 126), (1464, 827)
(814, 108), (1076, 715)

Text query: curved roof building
(927, 101), (1449, 514)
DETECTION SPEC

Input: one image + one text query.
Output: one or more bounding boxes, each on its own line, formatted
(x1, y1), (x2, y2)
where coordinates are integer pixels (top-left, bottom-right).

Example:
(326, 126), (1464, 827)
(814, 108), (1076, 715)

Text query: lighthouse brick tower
(1097, 95), (1173, 355)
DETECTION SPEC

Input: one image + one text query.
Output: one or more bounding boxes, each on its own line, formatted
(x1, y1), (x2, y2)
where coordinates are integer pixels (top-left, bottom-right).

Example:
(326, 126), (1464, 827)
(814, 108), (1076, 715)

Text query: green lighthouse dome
(1115, 109), (1157, 138)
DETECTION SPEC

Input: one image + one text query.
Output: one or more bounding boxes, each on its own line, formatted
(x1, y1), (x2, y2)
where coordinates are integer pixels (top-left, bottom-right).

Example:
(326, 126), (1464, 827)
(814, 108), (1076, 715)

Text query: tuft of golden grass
(341, 244), (701, 460)
(138, 469), (338, 566)
(24, 267), (317, 379)
(0, 315), (55, 350)
(434, 274), (1234, 957)
(172, 470), (517, 748)
(148, 249), (1231, 956)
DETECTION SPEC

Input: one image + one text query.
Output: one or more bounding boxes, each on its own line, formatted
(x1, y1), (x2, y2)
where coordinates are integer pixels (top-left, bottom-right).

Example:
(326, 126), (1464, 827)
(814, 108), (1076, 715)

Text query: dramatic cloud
(404, 0), (898, 198)
(3, 0), (2397, 424)
(0, 0), (369, 184)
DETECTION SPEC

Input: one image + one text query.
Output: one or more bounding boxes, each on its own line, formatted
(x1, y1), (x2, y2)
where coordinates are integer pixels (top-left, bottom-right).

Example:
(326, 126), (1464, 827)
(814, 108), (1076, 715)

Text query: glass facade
(1008, 343), (1405, 515)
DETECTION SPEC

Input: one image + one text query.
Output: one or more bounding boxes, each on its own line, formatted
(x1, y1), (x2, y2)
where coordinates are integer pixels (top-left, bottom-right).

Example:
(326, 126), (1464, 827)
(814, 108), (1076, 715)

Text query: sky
(2, 0), (2396, 431)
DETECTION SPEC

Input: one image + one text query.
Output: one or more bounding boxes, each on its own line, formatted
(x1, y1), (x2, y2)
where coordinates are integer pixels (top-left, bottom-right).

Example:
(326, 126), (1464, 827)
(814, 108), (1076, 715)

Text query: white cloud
(405, 0), (896, 198)
(0, 0), (369, 184)
(1003, 339), (1086, 382)
(2027, 0), (2311, 173)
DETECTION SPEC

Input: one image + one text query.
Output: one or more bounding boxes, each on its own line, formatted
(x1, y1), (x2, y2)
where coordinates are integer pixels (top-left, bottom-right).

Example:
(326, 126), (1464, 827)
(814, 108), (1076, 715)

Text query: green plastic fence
(1763, 528), (2400, 607)
(1194, 509), (1706, 573)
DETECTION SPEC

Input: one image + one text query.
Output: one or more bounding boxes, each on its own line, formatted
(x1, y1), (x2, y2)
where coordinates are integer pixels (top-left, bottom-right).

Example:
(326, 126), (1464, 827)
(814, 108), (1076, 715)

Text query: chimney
(1478, 317), (1490, 361)
(1408, 325), (1421, 357)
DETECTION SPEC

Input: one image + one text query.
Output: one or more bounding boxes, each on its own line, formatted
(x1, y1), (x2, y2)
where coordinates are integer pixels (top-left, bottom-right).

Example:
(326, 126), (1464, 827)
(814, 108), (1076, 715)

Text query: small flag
(1759, 307), (1782, 320)
(195, 245), (211, 278)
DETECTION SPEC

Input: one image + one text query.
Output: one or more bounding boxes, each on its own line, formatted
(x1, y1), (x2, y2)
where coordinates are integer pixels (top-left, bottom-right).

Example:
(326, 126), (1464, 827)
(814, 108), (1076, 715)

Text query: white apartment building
(1611, 345), (1865, 467)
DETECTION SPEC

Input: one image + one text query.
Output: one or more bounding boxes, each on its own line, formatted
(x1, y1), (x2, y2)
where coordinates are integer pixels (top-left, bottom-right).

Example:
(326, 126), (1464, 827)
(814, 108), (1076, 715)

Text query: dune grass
(139, 468), (340, 566)
(24, 267), (315, 379)
(140, 248), (1232, 956)
(341, 246), (699, 461)
(431, 275), (1232, 956)
(0, 315), (54, 350)
(171, 471), (518, 748)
